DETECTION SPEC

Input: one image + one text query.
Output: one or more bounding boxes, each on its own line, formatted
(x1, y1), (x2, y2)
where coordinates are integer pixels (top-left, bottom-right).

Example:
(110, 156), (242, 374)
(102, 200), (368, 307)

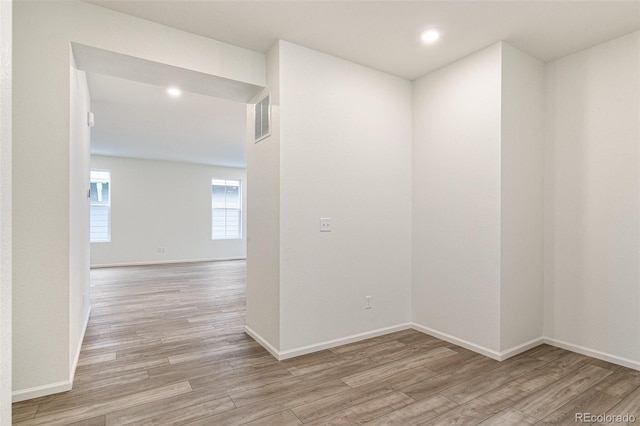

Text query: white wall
(0, 0), (11, 421)
(413, 42), (545, 357)
(500, 44), (545, 352)
(413, 44), (503, 353)
(245, 43), (281, 351)
(69, 57), (92, 376)
(13, 0), (264, 399)
(90, 156), (246, 267)
(13, 4), (71, 396)
(278, 41), (413, 353)
(544, 31), (640, 367)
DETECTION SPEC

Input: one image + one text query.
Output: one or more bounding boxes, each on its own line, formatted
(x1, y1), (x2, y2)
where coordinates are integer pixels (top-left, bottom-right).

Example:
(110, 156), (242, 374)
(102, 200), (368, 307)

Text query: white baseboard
(278, 323), (413, 360)
(500, 337), (545, 360)
(410, 323), (503, 360)
(70, 305), (92, 384)
(91, 257), (246, 268)
(12, 305), (92, 402)
(245, 323), (413, 361)
(246, 322), (547, 363)
(244, 326), (281, 360)
(543, 337), (640, 371)
(410, 323), (544, 361)
(12, 380), (72, 403)
(408, 323), (640, 370)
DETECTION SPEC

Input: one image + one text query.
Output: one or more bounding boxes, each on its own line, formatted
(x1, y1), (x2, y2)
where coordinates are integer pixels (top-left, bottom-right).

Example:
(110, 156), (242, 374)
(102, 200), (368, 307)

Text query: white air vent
(254, 94), (271, 142)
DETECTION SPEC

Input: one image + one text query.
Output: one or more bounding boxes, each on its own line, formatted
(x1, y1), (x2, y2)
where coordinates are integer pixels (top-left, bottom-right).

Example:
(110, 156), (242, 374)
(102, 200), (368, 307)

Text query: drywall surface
(278, 41), (412, 351)
(13, 0), (264, 396)
(69, 57), (91, 373)
(544, 31), (640, 364)
(90, 156), (246, 266)
(245, 43), (281, 349)
(0, 0), (11, 420)
(413, 44), (502, 352)
(500, 44), (545, 351)
(13, 3), (71, 394)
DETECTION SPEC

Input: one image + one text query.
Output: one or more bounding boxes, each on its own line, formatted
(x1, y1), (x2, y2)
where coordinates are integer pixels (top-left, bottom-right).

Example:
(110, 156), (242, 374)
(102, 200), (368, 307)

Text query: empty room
(2, 0), (640, 424)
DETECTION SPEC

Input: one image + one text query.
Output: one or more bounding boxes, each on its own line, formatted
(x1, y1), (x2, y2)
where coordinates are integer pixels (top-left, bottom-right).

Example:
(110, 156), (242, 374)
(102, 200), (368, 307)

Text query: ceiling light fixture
(167, 87), (182, 97)
(420, 29), (440, 44)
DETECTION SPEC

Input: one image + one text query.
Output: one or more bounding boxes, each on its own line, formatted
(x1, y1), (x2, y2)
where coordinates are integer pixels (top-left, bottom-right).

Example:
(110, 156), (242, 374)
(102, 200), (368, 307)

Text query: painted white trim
(70, 305), (91, 384)
(91, 257), (246, 269)
(246, 322), (547, 363)
(411, 323), (503, 360)
(408, 323), (639, 370)
(244, 326), (280, 360)
(544, 337), (640, 372)
(411, 323), (544, 361)
(245, 323), (413, 361)
(499, 337), (545, 360)
(278, 323), (413, 360)
(12, 380), (72, 403)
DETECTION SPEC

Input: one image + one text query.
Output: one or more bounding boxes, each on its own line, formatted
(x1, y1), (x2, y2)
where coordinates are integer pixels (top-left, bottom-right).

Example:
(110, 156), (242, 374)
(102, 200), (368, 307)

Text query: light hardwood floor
(12, 260), (640, 425)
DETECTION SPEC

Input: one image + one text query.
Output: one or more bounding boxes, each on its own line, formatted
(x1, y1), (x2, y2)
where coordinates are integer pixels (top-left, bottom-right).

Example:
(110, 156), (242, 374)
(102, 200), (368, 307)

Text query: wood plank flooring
(12, 260), (640, 425)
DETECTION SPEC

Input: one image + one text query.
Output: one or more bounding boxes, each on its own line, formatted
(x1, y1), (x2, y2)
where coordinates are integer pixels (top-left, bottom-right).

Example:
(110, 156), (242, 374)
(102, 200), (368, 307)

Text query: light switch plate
(365, 295), (373, 309)
(320, 217), (332, 232)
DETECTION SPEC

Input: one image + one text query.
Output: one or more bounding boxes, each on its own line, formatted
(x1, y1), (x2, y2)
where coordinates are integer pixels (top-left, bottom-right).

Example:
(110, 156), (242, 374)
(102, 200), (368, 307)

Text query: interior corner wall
(499, 43), (544, 352)
(245, 42), (281, 351)
(0, 0), (11, 420)
(412, 43), (503, 354)
(90, 156), (247, 267)
(544, 31), (640, 366)
(277, 41), (412, 352)
(69, 56), (92, 375)
(13, 0), (264, 398)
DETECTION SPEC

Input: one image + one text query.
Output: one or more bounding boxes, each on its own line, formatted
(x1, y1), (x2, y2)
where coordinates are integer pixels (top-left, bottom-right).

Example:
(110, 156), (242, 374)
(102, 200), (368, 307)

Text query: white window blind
(90, 170), (111, 242)
(212, 178), (241, 239)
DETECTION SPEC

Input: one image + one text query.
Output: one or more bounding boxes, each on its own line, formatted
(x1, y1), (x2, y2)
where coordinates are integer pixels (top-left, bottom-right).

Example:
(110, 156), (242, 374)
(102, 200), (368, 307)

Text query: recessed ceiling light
(420, 29), (440, 44)
(167, 87), (182, 97)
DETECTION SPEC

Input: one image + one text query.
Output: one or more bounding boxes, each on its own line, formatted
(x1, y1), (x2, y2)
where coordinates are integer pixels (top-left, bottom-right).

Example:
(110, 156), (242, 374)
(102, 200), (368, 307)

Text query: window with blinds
(90, 170), (111, 243)
(212, 178), (242, 239)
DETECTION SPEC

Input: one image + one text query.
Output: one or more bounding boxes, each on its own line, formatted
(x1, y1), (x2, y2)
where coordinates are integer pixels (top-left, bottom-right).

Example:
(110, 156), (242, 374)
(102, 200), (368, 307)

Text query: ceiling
(88, 73), (247, 168)
(83, 0), (639, 168)
(88, 0), (639, 80)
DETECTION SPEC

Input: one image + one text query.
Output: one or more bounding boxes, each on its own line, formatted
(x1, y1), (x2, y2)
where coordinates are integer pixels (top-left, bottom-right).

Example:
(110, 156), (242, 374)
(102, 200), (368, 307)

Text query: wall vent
(254, 94), (271, 142)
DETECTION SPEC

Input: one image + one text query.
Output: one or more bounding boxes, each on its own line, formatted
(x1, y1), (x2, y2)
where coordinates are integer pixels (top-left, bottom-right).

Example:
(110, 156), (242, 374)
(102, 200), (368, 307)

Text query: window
(90, 170), (111, 242)
(212, 178), (241, 239)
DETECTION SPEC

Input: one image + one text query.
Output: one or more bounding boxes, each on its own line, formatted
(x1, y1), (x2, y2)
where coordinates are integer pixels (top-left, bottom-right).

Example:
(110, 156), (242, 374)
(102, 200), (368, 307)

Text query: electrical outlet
(320, 217), (332, 232)
(365, 295), (373, 309)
